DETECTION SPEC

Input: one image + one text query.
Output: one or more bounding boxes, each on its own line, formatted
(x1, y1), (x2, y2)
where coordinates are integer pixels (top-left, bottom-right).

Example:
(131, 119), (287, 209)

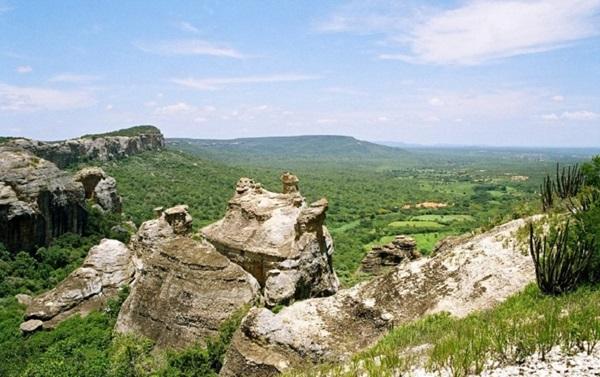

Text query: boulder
(74, 167), (122, 213)
(0, 147), (86, 253)
(360, 235), (420, 275)
(220, 217), (538, 377)
(20, 319), (43, 334)
(7, 126), (164, 169)
(202, 174), (339, 307)
(22, 239), (135, 330)
(15, 294), (32, 306)
(115, 206), (261, 349)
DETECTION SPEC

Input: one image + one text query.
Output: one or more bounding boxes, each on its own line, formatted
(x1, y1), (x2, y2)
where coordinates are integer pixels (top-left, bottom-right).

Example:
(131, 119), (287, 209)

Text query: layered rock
(74, 167), (122, 213)
(21, 239), (135, 331)
(115, 205), (261, 349)
(0, 147), (86, 252)
(220, 217), (538, 377)
(7, 126), (164, 169)
(202, 174), (339, 307)
(360, 235), (420, 275)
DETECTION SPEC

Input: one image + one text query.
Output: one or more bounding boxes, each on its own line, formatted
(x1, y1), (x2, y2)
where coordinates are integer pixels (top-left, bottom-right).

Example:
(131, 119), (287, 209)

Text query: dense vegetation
(1, 133), (598, 376)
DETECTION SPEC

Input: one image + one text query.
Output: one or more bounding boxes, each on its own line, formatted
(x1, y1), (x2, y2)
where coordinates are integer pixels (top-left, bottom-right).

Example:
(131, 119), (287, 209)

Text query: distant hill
(167, 135), (406, 166)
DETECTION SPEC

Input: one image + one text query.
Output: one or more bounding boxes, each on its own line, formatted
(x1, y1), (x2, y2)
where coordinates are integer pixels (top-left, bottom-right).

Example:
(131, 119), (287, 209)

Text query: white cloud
(135, 39), (247, 59)
(105, 104), (113, 111)
(0, 83), (95, 111)
(178, 21), (199, 33)
(322, 86), (367, 96)
(16, 66), (32, 74)
(541, 113), (560, 121)
(428, 97), (444, 106)
(552, 95), (565, 102)
(321, 0), (600, 65)
(154, 102), (197, 115)
(171, 74), (319, 90)
(49, 73), (101, 83)
(542, 110), (599, 121)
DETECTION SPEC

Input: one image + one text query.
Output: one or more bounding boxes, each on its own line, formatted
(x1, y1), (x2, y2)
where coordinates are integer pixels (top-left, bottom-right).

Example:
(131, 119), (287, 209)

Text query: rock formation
(7, 126), (164, 169)
(360, 235), (420, 275)
(220, 217), (538, 377)
(0, 147), (86, 253)
(202, 174), (339, 307)
(74, 167), (122, 213)
(115, 205), (261, 349)
(21, 239), (135, 331)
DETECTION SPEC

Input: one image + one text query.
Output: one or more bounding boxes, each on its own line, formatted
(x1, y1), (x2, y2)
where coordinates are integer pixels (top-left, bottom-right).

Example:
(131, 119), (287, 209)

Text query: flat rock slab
(23, 239), (135, 328)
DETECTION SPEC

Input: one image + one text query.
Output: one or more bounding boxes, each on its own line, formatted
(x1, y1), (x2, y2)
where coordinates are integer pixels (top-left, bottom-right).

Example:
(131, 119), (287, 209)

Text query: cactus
(566, 188), (600, 215)
(529, 221), (595, 295)
(540, 175), (554, 212)
(555, 163), (585, 199)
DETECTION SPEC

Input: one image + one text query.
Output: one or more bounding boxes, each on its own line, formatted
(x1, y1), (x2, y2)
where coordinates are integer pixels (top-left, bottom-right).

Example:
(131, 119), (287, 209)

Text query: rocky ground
(390, 345), (600, 376)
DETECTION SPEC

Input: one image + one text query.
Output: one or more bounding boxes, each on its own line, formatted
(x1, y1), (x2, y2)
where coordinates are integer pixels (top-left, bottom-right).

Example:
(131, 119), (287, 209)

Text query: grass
(411, 232), (453, 254)
(388, 220), (445, 229)
(410, 215), (474, 224)
(286, 283), (600, 377)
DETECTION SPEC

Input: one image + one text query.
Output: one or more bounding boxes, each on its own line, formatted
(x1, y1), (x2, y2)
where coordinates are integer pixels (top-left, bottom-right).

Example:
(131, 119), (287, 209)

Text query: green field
(388, 220), (445, 229)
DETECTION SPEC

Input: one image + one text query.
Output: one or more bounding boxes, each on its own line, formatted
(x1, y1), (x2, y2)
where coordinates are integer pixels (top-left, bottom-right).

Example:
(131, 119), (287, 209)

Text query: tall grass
(286, 284), (600, 377)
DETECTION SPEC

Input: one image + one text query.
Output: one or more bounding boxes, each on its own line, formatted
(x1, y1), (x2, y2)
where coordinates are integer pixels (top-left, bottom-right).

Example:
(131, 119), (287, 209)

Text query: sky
(1, 0), (599, 146)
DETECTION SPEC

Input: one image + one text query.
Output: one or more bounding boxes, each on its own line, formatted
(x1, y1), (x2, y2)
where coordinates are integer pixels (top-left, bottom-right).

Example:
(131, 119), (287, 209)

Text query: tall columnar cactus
(555, 163), (585, 199)
(540, 175), (554, 212)
(529, 221), (594, 295)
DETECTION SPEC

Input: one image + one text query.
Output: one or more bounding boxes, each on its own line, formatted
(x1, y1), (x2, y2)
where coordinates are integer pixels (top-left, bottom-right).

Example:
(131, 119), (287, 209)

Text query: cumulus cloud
(0, 83), (95, 111)
(542, 110), (599, 121)
(171, 74), (319, 90)
(16, 66), (32, 74)
(320, 0), (600, 65)
(135, 39), (247, 59)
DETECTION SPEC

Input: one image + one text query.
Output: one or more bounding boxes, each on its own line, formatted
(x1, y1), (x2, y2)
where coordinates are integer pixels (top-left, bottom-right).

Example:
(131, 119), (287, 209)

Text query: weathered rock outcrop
(21, 239), (135, 331)
(202, 174), (339, 307)
(74, 167), (122, 213)
(115, 205), (261, 349)
(220, 217), (538, 377)
(7, 126), (164, 169)
(0, 147), (86, 252)
(360, 235), (420, 275)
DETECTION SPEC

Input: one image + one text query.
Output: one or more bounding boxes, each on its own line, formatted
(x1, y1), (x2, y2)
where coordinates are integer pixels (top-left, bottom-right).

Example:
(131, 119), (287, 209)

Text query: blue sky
(1, 0), (599, 146)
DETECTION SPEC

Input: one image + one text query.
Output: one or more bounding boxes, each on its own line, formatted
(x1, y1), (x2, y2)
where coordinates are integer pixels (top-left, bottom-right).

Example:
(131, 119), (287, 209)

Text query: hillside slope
(167, 135), (406, 166)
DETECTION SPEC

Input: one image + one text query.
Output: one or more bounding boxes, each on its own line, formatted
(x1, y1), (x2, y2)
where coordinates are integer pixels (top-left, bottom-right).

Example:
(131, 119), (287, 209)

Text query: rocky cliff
(220, 217), (539, 376)
(0, 147), (87, 252)
(202, 174), (339, 307)
(6, 125), (164, 169)
(115, 205), (262, 349)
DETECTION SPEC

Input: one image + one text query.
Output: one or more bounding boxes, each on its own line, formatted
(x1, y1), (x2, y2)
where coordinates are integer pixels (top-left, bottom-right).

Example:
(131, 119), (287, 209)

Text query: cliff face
(7, 127), (164, 168)
(0, 147), (86, 252)
(115, 205), (261, 349)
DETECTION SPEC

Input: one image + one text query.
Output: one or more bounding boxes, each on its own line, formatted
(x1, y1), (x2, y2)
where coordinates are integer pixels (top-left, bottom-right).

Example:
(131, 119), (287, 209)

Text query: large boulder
(115, 205), (261, 349)
(0, 147), (86, 253)
(21, 239), (135, 330)
(220, 217), (538, 376)
(360, 235), (420, 275)
(202, 174), (339, 307)
(7, 126), (164, 169)
(74, 167), (122, 213)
